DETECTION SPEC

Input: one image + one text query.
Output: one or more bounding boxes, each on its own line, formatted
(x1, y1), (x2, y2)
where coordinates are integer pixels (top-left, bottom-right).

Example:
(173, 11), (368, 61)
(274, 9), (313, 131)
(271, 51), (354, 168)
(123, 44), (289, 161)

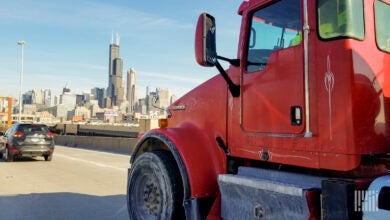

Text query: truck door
(241, 0), (305, 135)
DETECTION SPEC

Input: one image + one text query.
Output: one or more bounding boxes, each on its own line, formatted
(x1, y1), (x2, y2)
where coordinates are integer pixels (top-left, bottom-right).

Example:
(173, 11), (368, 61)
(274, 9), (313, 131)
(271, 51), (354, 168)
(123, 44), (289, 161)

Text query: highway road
(0, 145), (130, 220)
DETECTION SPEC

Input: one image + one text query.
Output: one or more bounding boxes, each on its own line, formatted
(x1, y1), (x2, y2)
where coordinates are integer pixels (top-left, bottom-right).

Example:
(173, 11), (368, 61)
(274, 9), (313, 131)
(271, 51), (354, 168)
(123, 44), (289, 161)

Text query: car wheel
(127, 151), (184, 220)
(4, 148), (14, 162)
(44, 154), (53, 161)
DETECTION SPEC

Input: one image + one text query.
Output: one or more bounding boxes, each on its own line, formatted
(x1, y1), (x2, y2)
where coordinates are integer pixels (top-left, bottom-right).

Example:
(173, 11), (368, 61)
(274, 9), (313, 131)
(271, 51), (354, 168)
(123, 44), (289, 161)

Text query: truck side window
(375, 0), (390, 53)
(246, 0), (302, 72)
(317, 0), (364, 40)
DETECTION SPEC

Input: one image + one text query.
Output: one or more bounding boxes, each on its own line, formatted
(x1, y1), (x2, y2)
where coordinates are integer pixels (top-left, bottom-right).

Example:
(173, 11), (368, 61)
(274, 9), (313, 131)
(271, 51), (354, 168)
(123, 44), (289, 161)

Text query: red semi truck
(127, 0), (390, 219)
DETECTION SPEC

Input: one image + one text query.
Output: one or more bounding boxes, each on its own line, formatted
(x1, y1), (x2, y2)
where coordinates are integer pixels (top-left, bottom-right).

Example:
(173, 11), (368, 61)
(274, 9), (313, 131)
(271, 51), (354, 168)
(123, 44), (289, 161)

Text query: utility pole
(17, 40), (25, 122)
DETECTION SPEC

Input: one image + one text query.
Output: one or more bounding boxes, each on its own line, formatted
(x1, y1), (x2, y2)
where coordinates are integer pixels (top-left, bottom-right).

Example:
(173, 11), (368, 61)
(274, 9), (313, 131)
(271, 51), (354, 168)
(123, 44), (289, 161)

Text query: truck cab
(127, 0), (390, 219)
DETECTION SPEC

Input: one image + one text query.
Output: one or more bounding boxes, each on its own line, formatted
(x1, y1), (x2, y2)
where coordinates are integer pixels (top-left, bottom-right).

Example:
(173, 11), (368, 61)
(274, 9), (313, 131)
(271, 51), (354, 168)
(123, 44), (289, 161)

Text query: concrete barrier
(54, 135), (138, 155)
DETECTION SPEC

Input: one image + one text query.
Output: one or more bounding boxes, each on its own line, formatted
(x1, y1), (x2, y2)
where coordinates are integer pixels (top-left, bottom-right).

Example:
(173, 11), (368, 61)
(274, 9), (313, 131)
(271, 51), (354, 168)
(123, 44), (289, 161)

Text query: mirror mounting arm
(214, 60), (240, 97)
(194, 13), (240, 98)
(217, 56), (240, 67)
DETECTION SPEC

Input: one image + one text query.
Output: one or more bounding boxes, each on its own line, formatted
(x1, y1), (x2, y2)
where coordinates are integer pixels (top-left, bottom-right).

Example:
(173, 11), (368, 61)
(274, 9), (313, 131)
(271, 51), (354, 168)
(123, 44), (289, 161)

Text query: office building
(91, 87), (105, 108)
(127, 68), (138, 114)
(107, 33), (125, 107)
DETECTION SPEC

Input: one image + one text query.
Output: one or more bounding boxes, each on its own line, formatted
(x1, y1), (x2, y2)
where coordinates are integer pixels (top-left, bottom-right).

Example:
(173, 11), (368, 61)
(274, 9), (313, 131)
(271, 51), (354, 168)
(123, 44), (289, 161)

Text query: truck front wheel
(127, 150), (184, 220)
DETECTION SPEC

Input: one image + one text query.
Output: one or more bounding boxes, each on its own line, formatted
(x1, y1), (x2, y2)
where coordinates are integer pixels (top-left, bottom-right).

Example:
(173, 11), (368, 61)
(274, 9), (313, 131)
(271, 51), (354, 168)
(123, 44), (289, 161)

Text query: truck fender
(131, 126), (226, 217)
(131, 131), (191, 198)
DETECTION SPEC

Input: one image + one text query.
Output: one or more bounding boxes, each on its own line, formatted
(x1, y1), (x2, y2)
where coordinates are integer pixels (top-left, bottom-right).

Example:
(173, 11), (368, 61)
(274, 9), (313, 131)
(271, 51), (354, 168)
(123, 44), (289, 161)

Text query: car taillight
(46, 132), (54, 137)
(13, 131), (24, 138)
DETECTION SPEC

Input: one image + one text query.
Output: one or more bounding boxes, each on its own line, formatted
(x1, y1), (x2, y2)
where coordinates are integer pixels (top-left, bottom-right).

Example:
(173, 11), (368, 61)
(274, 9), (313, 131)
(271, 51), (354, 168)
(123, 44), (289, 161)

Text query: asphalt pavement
(0, 145), (130, 220)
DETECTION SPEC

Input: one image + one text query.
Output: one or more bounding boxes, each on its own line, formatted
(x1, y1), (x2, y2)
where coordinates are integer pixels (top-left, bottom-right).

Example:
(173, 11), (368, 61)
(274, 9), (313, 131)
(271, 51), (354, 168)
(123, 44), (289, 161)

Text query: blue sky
(0, 0), (242, 100)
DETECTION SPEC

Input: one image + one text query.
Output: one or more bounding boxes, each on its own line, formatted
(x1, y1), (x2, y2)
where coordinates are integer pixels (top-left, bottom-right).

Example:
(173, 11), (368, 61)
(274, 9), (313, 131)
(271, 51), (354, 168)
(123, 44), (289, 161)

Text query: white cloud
(134, 69), (216, 98)
(139, 71), (208, 84)
(0, 0), (236, 100)
(0, 0), (192, 31)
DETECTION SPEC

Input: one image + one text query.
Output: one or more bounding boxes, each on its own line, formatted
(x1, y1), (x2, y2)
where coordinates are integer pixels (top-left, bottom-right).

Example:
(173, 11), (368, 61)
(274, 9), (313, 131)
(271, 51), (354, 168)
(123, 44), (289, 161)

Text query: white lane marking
(55, 153), (129, 172)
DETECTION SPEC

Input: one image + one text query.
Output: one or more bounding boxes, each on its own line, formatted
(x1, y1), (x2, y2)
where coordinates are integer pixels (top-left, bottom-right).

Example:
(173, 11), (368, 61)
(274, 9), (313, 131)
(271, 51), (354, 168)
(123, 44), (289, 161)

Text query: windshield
(375, 0), (390, 53)
(317, 0), (364, 40)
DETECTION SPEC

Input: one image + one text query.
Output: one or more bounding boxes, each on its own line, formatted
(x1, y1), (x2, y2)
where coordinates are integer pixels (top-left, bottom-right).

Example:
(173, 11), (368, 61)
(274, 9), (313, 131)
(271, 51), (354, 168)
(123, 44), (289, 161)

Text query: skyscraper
(91, 87), (105, 108)
(145, 88), (169, 114)
(32, 90), (44, 105)
(156, 88), (169, 109)
(127, 68), (137, 114)
(23, 89), (51, 108)
(43, 89), (51, 107)
(107, 33), (125, 107)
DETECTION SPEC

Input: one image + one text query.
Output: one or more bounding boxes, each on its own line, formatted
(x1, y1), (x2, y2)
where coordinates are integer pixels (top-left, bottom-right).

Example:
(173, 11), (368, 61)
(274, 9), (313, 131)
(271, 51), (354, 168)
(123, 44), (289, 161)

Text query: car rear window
(18, 124), (49, 133)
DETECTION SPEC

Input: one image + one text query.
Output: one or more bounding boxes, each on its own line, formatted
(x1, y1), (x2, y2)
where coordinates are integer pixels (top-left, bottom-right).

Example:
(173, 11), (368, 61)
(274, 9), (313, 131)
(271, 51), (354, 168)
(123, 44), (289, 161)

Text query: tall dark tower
(107, 33), (125, 107)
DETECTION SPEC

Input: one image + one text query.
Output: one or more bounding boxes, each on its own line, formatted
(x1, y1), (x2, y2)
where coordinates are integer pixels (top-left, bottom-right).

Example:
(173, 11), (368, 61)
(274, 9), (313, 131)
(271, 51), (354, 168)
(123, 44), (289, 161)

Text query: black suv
(0, 123), (55, 162)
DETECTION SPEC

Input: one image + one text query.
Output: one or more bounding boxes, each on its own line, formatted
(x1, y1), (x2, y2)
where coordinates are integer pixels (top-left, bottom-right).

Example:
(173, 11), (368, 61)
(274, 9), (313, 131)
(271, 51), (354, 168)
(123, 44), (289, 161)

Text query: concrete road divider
(54, 135), (137, 155)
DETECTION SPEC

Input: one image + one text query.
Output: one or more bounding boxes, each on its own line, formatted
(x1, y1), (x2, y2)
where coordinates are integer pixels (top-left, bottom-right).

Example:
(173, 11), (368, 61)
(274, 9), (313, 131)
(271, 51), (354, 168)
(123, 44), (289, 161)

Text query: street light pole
(17, 40), (25, 123)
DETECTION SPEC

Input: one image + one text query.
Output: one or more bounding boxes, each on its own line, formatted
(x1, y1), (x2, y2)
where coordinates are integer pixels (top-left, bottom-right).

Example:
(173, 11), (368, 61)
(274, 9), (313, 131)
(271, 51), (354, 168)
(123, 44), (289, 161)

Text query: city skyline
(0, 0), (242, 100)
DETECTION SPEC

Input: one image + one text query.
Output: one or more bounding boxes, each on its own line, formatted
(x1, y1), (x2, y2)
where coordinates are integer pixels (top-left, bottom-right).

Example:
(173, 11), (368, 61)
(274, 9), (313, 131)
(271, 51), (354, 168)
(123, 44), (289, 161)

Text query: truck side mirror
(194, 12), (240, 97)
(195, 13), (217, 67)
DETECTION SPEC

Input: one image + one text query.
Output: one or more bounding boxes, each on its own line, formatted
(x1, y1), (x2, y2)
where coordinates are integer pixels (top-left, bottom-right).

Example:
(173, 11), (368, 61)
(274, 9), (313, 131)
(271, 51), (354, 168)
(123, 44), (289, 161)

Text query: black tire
(127, 151), (184, 220)
(4, 148), (13, 162)
(44, 154), (53, 161)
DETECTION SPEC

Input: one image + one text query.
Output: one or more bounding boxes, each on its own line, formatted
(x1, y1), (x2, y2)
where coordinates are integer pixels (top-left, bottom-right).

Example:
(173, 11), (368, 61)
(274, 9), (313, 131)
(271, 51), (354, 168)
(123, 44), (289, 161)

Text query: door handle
(290, 106), (302, 126)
